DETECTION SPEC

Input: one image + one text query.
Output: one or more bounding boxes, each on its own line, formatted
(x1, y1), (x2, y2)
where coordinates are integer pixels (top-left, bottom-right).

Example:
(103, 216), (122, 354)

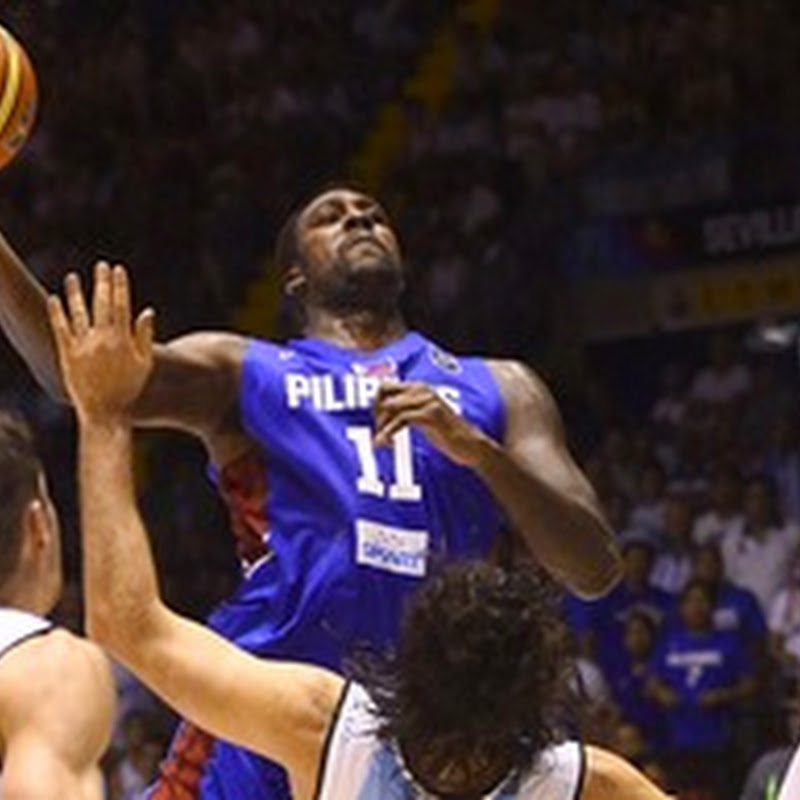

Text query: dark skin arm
(374, 361), (621, 598)
(0, 244), (249, 465)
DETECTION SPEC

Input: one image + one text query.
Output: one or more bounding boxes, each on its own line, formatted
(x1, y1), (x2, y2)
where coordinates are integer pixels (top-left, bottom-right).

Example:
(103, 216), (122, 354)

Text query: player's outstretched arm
(0, 231), (64, 399)
(0, 631), (115, 800)
(48, 265), (340, 800)
(583, 746), (672, 800)
(0, 239), (247, 458)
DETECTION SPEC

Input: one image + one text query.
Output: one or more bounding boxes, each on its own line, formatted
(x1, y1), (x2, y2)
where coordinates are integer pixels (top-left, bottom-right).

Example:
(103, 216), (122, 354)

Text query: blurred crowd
(563, 328), (800, 799)
(0, 1), (798, 799)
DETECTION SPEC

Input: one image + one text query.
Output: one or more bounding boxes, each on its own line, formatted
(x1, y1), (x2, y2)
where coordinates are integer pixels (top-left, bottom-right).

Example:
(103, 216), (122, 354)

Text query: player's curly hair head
(352, 561), (574, 796)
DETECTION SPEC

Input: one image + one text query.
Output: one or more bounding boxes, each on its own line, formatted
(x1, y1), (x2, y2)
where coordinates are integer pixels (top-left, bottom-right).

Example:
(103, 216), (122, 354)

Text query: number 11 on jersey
(346, 426), (422, 501)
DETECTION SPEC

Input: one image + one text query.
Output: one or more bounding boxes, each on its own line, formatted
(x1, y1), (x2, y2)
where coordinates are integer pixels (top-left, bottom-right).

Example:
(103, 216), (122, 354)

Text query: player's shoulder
(485, 357), (543, 384)
(159, 330), (250, 367)
(0, 628), (111, 711)
(485, 358), (557, 409)
(0, 628), (115, 766)
(582, 746), (670, 800)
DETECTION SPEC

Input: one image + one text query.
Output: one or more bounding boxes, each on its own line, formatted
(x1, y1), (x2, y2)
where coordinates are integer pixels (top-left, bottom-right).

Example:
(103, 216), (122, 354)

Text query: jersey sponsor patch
(355, 520), (428, 577)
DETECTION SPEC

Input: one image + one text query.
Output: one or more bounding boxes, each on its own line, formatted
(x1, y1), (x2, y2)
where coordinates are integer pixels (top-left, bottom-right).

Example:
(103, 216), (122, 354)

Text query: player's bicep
(0, 729), (100, 800)
(123, 606), (342, 788)
(491, 361), (598, 504)
(132, 332), (246, 438)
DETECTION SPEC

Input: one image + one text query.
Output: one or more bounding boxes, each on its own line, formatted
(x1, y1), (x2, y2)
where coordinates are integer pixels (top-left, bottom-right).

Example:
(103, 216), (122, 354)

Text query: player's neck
(304, 308), (407, 351)
(0, 572), (52, 616)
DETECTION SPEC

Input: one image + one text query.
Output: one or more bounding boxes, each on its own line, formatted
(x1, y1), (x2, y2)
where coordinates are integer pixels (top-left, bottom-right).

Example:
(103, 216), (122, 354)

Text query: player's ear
(283, 264), (307, 298)
(21, 498), (51, 555)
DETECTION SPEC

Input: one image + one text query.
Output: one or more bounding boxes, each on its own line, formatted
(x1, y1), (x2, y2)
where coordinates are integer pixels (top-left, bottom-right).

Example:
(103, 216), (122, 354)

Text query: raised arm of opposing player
(48, 265), (341, 800)
(0, 240), (246, 461)
(0, 630), (114, 800)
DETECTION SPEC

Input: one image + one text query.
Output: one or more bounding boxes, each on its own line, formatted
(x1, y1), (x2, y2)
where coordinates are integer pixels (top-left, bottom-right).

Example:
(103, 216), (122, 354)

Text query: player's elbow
(569, 544), (623, 600)
(86, 599), (157, 660)
(85, 602), (119, 651)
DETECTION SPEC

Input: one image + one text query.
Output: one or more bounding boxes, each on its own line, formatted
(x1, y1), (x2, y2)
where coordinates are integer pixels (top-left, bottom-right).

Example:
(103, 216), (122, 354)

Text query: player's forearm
(79, 420), (161, 652)
(472, 438), (621, 598)
(0, 232), (66, 399)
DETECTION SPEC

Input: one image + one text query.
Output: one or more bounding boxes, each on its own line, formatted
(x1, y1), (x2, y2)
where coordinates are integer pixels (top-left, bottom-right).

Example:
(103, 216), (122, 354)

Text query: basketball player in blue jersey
(0, 186), (620, 799)
(0, 412), (115, 799)
(49, 278), (662, 800)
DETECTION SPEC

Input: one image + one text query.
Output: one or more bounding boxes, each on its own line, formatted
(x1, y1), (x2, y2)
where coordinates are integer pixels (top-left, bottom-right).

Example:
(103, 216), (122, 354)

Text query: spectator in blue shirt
(567, 533), (673, 675)
(647, 579), (756, 799)
(605, 609), (667, 751)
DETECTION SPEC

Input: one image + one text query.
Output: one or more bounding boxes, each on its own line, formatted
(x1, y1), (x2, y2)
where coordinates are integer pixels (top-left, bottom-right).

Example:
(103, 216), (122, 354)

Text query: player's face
(294, 189), (404, 309)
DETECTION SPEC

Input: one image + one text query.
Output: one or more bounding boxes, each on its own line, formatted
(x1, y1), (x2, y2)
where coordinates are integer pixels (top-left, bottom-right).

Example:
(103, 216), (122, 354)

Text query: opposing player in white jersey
(0, 413), (114, 799)
(50, 259), (666, 799)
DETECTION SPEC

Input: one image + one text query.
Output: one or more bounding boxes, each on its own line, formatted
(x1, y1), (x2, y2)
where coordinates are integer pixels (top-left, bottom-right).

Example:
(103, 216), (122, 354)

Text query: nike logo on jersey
(284, 373), (462, 414)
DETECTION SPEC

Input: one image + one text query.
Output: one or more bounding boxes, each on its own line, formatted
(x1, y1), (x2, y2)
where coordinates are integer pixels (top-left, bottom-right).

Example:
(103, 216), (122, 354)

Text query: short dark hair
(352, 562), (573, 793)
(0, 413), (42, 588)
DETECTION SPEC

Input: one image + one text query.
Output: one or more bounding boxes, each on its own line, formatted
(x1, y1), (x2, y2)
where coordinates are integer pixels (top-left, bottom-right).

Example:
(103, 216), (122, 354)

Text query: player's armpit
(133, 332), (248, 449)
(583, 746), (672, 800)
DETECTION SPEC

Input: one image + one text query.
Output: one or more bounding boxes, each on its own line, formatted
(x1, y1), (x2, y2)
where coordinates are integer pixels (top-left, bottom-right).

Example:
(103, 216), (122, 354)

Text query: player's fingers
(64, 272), (90, 336)
(375, 381), (428, 400)
(374, 407), (430, 447)
(374, 393), (438, 430)
(111, 264), (131, 331)
(46, 294), (73, 354)
(92, 261), (112, 327)
(134, 307), (155, 359)
(374, 386), (434, 421)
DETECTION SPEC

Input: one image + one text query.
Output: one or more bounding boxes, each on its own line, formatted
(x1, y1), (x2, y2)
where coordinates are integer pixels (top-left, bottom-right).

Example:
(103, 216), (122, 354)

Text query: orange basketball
(0, 25), (37, 171)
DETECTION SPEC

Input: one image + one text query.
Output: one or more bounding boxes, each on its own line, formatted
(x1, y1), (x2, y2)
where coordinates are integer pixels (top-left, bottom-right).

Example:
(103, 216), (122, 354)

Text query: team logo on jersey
(355, 520), (428, 577)
(352, 357), (398, 379)
(428, 345), (461, 374)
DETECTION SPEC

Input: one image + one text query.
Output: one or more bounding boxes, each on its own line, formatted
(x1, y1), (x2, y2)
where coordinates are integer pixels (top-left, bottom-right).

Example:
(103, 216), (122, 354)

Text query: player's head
(275, 184), (404, 318)
(360, 562), (572, 797)
(0, 413), (61, 614)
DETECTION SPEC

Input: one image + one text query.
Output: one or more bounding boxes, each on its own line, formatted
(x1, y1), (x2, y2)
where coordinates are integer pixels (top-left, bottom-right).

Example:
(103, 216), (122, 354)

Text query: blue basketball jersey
(151, 331), (507, 800)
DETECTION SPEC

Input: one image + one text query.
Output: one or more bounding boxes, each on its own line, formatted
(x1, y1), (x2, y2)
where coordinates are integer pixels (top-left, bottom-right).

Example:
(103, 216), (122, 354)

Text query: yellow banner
(653, 255), (800, 330)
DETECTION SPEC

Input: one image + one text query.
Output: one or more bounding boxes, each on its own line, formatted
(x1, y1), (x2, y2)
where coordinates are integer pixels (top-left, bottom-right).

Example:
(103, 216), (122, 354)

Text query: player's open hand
(373, 381), (492, 467)
(48, 261), (154, 424)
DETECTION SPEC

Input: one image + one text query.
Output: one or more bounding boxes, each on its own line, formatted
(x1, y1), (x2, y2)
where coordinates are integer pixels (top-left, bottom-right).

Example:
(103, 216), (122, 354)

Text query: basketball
(0, 25), (37, 171)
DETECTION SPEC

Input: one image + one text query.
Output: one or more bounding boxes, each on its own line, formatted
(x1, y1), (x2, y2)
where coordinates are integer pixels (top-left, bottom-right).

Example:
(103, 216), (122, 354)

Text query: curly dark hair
(350, 561), (574, 796)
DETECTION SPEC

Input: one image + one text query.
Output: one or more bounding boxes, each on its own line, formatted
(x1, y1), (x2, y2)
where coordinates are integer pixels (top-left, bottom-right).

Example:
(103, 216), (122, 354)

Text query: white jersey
(317, 683), (585, 800)
(0, 608), (51, 660)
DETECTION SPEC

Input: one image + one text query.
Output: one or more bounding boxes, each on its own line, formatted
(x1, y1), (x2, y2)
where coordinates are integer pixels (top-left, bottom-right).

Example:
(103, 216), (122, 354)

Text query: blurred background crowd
(1, 0), (800, 798)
